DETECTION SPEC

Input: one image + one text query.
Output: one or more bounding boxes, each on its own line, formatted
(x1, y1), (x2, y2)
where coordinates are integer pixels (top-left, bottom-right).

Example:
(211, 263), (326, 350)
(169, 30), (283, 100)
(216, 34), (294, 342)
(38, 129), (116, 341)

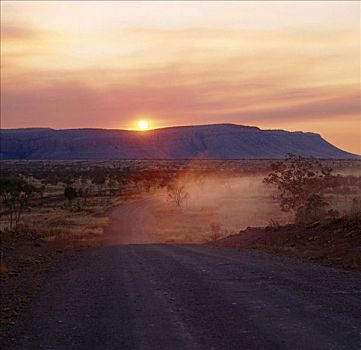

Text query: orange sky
(1, 1), (360, 154)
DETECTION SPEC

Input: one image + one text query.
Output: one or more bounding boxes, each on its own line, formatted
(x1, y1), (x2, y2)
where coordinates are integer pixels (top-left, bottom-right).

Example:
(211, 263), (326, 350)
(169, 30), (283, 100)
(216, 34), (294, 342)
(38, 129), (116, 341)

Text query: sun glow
(137, 119), (149, 131)
(1, 2), (360, 153)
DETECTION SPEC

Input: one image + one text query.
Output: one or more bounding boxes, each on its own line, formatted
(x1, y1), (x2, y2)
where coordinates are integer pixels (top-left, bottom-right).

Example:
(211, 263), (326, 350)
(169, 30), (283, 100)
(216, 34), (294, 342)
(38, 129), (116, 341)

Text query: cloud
(2, 65), (359, 129)
(1, 3), (359, 152)
(206, 94), (360, 122)
(0, 23), (37, 40)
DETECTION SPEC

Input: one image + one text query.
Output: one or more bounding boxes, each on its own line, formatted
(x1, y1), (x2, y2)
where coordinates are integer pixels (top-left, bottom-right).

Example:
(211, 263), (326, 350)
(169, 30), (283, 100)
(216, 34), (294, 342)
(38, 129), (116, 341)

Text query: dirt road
(14, 244), (361, 350)
(104, 198), (161, 244)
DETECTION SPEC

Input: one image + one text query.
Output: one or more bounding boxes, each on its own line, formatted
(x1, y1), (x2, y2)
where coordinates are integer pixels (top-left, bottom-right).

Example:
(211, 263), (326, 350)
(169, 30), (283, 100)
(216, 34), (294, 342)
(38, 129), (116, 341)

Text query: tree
(107, 176), (118, 197)
(39, 184), (46, 205)
(0, 176), (38, 230)
(263, 154), (336, 223)
(64, 186), (77, 204)
(167, 184), (189, 207)
(92, 174), (106, 195)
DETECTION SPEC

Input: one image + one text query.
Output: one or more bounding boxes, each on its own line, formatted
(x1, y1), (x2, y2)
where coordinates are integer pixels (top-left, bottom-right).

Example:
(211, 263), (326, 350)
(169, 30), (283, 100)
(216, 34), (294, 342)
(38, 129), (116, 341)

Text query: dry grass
(0, 195), (122, 245)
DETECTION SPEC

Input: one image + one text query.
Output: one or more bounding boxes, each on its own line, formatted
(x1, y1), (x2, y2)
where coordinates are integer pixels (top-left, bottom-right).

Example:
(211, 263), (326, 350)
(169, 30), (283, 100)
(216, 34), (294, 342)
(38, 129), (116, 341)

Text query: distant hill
(0, 124), (358, 160)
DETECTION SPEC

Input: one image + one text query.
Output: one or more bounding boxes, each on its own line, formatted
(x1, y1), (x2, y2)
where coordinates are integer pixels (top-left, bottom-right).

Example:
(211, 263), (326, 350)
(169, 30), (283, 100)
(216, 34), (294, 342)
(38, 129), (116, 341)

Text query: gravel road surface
(15, 244), (361, 350)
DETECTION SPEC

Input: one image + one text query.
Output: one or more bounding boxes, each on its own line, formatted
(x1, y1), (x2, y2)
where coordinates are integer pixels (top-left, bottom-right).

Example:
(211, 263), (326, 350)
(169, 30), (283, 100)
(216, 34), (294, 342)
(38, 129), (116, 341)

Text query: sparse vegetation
(295, 194), (339, 224)
(0, 159), (359, 244)
(64, 186), (77, 204)
(0, 176), (39, 230)
(167, 184), (189, 207)
(264, 154), (343, 224)
(0, 159), (360, 346)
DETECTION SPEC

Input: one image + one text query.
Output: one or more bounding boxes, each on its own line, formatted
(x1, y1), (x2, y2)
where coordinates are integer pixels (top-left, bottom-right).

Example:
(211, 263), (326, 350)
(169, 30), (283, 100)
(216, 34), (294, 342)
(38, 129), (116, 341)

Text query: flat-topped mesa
(1, 124), (359, 160)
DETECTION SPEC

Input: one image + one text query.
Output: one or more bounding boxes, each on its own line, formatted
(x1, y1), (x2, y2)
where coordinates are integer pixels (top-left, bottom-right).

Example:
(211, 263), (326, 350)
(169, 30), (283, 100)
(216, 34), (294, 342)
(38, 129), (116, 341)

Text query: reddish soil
(0, 232), (94, 348)
(210, 217), (361, 269)
(1, 215), (360, 348)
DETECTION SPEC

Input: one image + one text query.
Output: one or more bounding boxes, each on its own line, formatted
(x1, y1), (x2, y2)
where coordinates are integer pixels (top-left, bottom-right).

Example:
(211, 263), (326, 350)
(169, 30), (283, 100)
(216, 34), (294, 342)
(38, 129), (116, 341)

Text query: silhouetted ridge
(0, 124), (358, 160)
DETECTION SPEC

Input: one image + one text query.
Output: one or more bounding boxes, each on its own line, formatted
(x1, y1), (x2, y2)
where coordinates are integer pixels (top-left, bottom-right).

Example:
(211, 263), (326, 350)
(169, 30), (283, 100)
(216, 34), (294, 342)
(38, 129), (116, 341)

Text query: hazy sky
(1, 1), (360, 153)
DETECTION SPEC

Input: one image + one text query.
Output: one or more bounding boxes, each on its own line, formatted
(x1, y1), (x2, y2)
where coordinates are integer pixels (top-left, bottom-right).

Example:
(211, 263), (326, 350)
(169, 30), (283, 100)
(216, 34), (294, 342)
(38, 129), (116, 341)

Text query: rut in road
(15, 244), (361, 350)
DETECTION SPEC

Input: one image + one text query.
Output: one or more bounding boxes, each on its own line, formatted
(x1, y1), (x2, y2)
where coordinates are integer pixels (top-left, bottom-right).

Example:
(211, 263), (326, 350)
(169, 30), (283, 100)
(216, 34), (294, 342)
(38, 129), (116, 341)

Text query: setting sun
(1, 2), (360, 348)
(138, 120), (149, 130)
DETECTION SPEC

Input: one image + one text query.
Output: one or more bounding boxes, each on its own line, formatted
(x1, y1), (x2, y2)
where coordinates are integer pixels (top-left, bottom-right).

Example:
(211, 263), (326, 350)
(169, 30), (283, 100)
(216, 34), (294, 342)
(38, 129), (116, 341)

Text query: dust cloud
(104, 173), (290, 244)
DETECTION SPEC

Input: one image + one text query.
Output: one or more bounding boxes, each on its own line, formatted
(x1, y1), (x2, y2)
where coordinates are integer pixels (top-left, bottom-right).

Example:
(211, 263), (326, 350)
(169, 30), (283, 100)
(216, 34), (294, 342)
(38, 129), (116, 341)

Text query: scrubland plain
(1, 159), (360, 347)
(1, 159), (360, 244)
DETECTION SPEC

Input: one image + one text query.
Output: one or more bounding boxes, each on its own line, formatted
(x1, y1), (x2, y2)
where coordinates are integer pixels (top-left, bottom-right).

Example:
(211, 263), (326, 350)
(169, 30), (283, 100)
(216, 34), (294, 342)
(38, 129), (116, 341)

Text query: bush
(167, 184), (189, 207)
(295, 194), (339, 224)
(64, 186), (77, 203)
(92, 174), (106, 195)
(0, 176), (39, 230)
(264, 154), (336, 223)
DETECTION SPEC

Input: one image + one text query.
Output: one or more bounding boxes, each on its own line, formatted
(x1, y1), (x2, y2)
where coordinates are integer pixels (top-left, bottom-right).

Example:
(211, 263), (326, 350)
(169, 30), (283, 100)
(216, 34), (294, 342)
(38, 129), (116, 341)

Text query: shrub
(295, 194), (339, 224)
(92, 174), (106, 195)
(167, 184), (189, 207)
(64, 186), (77, 203)
(264, 154), (336, 223)
(0, 176), (39, 230)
